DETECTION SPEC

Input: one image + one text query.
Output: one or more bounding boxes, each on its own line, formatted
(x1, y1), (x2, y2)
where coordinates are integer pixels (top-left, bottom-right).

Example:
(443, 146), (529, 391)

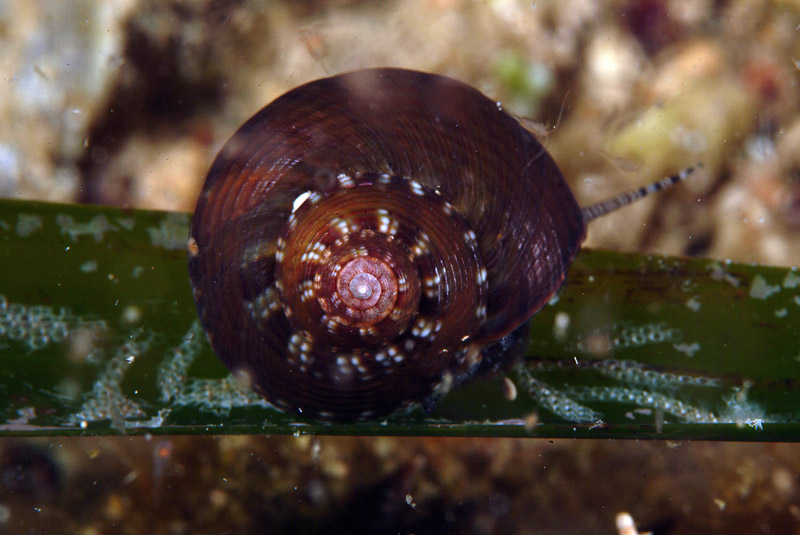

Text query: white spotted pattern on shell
(188, 68), (694, 421)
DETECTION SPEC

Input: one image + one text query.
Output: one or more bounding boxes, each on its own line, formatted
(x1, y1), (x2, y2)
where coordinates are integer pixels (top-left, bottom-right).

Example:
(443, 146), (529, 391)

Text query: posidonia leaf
(1, 199), (798, 440)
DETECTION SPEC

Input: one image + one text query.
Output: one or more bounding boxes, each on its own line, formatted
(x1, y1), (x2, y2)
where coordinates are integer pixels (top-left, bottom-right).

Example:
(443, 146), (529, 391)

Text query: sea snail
(188, 68), (696, 421)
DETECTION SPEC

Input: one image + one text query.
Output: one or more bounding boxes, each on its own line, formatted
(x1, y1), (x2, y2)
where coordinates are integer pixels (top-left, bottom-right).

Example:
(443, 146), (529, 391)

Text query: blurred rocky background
(1, 0), (800, 533)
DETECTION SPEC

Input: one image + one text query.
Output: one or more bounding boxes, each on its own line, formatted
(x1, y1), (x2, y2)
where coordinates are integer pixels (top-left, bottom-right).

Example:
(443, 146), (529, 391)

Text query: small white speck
(423, 274), (440, 287)
(782, 271), (800, 288)
(673, 342), (700, 357)
(745, 418), (763, 431)
(80, 260), (98, 273)
(412, 318), (433, 339)
(337, 173), (354, 187)
(749, 275), (780, 300)
(359, 326), (377, 338)
(332, 217), (358, 235)
(553, 311), (570, 339)
(121, 305), (142, 325)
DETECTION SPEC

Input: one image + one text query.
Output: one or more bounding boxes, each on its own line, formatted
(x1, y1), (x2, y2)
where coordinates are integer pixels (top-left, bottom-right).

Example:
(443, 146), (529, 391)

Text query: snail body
(188, 68), (691, 421)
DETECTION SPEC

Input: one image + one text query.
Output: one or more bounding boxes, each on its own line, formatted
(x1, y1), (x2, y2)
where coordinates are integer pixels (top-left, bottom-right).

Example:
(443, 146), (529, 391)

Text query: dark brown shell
(188, 68), (585, 420)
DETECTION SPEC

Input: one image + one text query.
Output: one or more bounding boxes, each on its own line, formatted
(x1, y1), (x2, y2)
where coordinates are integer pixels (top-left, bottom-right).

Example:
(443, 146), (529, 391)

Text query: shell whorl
(188, 68), (585, 420)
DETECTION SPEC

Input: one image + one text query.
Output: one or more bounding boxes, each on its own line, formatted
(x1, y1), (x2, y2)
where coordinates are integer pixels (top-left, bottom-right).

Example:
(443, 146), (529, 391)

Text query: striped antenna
(580, 163), (702, 223)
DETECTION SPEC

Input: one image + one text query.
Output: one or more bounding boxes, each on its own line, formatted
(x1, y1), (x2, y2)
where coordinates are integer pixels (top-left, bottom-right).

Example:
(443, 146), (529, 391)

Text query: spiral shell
(188, 68), (586, 420)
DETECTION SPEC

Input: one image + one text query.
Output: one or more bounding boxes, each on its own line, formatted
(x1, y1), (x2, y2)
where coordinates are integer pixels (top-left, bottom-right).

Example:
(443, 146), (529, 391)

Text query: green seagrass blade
(0, 198), (798, 440)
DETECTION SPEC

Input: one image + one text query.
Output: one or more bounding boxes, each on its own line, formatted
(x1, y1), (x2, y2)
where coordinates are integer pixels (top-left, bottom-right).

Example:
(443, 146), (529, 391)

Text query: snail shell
(188, 68), (605, 421)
